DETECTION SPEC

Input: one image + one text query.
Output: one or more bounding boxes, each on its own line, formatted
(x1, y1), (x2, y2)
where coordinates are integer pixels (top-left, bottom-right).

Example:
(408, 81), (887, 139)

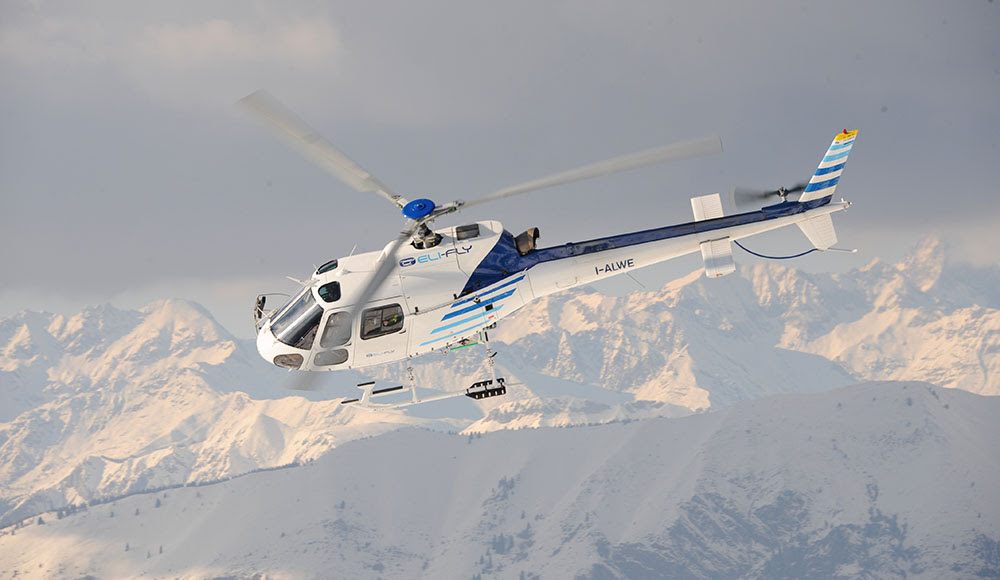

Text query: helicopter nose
(256, 324), (305, 370)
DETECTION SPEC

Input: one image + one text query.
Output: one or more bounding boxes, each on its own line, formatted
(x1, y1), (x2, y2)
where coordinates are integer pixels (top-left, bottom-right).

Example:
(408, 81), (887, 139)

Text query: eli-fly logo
(399, 245), (473, 267)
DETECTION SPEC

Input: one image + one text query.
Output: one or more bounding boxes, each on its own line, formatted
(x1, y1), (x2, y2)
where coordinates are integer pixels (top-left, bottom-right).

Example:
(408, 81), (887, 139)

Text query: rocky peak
(896, 236), (947, 292)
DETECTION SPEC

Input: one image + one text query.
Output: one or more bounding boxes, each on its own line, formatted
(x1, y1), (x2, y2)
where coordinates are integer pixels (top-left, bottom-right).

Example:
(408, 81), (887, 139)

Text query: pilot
(383, 311), (402, 328)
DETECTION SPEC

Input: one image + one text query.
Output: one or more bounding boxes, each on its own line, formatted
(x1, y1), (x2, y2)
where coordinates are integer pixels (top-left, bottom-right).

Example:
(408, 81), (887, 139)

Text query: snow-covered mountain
(1, 237), (997, 533)
(0, 300), (454, 528)
(1, 382), (996, 579)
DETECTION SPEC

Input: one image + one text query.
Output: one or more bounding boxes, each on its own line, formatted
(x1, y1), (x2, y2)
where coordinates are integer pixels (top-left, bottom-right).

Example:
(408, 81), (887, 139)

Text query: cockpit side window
(318, 282), (341, 303)
(320, 311), (352, 348)
(361, 304), (404, 340)
(270, 288), (323, 350)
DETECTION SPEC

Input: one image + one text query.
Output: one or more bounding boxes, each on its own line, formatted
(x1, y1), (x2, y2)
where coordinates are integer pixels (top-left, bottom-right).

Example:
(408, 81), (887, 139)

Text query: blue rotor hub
(402, 198), (436, 220)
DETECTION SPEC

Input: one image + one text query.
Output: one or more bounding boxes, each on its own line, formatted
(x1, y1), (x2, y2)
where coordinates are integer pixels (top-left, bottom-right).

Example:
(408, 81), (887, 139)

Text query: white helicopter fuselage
(239, 90), (861, 382)
(254, 196), (849, 373)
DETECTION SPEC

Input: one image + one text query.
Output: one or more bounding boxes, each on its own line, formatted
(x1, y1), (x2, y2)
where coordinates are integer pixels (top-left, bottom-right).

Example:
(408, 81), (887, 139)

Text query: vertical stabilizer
(798, 130), (858, 204)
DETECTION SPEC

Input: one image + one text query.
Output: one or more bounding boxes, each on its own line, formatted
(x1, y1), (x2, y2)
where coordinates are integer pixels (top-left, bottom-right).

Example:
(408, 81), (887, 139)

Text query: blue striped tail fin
(798, 130), (858, 203)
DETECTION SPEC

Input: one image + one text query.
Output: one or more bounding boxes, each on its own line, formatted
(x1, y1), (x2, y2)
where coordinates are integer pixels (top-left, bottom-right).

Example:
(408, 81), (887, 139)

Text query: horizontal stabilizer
(700, 237), (735, 278)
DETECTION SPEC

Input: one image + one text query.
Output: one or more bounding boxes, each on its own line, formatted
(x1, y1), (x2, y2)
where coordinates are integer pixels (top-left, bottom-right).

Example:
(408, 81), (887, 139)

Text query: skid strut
(406, 359), (418, 404)
(481, 329), (498, 385)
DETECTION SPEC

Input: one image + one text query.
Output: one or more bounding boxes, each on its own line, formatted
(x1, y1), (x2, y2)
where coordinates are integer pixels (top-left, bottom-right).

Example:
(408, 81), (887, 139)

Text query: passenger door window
(361, 304), (404, 340)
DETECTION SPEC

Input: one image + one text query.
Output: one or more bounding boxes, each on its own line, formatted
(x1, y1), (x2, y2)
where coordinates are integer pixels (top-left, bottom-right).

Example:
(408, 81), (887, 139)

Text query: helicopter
(241, 90), (858, 408)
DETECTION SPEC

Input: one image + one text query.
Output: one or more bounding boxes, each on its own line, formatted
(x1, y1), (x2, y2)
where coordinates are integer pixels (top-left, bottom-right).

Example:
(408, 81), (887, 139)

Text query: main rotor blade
(238, 90), (407, 209)
(342, 218), (420, 340)
(462, 135), (723, 209)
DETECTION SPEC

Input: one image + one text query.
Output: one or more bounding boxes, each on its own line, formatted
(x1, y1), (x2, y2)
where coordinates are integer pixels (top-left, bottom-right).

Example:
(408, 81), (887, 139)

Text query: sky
(1, 0), (998, 337)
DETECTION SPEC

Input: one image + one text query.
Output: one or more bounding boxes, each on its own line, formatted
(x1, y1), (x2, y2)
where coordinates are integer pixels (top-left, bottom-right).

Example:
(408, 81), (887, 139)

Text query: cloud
(138, 19), (334, 67)
(1, 11), (343, 109)
(0, 4), (506, 125)
(127, 18), (342, 108)
(0, 17), (110, 65)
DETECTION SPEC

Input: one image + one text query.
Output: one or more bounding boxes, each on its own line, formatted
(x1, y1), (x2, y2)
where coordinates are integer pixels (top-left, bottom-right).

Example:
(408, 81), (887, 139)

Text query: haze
(1, 0), (997, 335)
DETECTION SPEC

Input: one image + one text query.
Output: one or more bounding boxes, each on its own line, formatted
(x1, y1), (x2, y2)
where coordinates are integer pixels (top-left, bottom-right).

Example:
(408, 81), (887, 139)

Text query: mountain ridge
(1, 381), (995, 579)
(1, 236), (998, 532)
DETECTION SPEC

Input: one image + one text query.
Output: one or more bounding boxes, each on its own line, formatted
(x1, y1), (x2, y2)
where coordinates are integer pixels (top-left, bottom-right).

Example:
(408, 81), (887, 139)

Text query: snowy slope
(750, 238), (1000, 397)
(0, 300), (457, 529)
(1, 382), (996, 580)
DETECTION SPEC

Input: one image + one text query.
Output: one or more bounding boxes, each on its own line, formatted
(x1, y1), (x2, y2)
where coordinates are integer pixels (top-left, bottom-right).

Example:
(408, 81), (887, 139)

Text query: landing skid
(341, 378), (510, 410)
(342, 330), (512, 409)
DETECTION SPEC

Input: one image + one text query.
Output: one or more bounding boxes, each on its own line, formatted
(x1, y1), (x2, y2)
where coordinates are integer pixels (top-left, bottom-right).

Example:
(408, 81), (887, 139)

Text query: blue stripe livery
(821, 150), (851, 163)
(420, 319), (495, 346)
(451, 275), (524, 308)
(441, 289), (515, 321)
(813, 162), (846, 177)
(798, 130), (857, 203)
(421, 305), (506, 346)
(432, 305), (505, 334)
(804, 176), (841, 192)
(424, 278), (522, 346)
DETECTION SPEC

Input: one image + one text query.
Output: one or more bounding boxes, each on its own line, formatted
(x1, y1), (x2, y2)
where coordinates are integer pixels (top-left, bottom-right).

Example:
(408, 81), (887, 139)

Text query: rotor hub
(402, 198), (436, 220)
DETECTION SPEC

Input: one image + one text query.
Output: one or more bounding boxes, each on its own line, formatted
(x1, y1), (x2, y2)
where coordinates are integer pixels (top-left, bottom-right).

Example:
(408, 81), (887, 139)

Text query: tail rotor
(729, 181), (809, 211)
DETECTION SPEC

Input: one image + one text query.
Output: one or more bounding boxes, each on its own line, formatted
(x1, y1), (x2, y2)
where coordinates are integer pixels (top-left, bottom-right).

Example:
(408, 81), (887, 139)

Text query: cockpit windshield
(269, 287), (323, 350)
